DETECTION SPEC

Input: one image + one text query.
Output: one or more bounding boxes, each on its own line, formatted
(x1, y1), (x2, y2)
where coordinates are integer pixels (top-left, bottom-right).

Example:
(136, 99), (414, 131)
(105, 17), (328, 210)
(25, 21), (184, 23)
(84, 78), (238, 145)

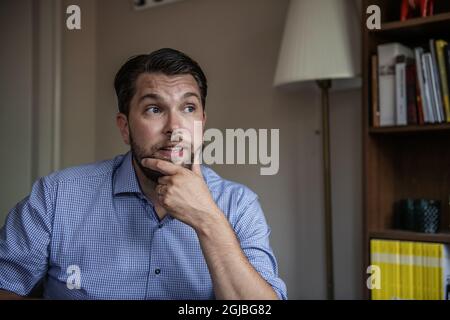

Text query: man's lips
(156, 146), (184, 159)
(159, 146), (183, 151)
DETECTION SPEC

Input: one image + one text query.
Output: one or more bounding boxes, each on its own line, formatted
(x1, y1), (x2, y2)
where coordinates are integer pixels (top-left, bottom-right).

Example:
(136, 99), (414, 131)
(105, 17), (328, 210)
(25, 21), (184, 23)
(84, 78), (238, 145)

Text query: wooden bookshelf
(362, 0), (450, 299)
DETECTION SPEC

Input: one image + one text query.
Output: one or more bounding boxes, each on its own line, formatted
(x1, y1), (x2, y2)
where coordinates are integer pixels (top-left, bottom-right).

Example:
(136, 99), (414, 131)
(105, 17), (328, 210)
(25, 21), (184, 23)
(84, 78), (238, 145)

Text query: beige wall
(61, 0), (96, 168)
(90, 0), (363, 299)
(0, 0), (33, 224)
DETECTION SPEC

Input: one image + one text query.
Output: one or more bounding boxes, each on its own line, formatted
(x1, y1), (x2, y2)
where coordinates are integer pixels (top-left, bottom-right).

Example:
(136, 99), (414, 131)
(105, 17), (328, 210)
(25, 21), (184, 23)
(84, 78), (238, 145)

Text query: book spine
(423, 53), (437, 123)
(371, 55), (380, 127)
(436, 41), (450, 123)
(370, 239), (381, 300)
(430, 40), (445, 122)
(445, 46), (450, 122)
(396, 62), (408, 125)
(415, 48), (428, 123)
(406, 62), (418, 124)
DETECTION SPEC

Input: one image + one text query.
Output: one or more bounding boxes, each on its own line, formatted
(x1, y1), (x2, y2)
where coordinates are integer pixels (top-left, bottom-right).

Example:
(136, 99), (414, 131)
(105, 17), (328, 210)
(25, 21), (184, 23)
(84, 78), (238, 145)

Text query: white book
(395, 62), (407, 125)
(378, 43), (414, 126)
(442, 245), (450, 300)
(414, 47), (430, 123)
(422, 53), (437, 123)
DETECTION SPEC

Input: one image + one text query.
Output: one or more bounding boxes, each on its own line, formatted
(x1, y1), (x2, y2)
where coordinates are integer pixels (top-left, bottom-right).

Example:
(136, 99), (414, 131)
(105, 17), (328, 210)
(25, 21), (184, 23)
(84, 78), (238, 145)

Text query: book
(371, 55), (380, 127)
(436, 40), (450, 122)
(395, 57), (408, 126)
(445, 46), (450, 119)
(400, 0), (435, 20)
(378, 43), (414, 126)
(370, 239), (450, 300)
(414, 47), (429, 123)
(430, 39), (445, 122)
(406, 62), (419, 124)
(422, 53), (438, 123)
(395, 55), (418, 126)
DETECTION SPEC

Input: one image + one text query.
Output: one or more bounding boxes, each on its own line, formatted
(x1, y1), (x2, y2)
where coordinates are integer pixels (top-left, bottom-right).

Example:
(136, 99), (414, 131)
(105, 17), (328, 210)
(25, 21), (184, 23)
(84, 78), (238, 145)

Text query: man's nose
(163, 111), (182, 135)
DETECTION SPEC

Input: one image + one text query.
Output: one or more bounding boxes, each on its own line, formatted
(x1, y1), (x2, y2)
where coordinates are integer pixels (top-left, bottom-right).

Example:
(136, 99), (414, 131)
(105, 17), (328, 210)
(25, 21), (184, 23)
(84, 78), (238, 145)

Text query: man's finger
(191, 148), (203, 177)
(157, 176), (171, 185)
(141, 158), (180, 176)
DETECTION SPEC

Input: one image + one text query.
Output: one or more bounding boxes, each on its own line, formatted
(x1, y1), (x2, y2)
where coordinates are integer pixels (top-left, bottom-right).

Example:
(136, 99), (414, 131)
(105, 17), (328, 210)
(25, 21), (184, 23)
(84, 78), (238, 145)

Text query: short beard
(129, 130), (194, 183)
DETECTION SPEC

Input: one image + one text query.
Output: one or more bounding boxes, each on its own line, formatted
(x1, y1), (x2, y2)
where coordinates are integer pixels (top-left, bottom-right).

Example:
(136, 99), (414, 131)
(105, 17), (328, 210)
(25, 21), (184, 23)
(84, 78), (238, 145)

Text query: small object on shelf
(416, 199), (440, 233)
(401, 0), (435, 21)
(394, 198), (416, 229)
(394, 198), (441, 233)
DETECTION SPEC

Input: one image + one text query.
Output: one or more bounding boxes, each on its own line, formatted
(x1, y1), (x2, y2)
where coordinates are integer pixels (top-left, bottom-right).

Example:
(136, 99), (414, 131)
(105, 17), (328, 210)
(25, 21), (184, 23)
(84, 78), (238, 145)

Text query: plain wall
(61, 0), (96, 168)
(0, 0), (33, 223)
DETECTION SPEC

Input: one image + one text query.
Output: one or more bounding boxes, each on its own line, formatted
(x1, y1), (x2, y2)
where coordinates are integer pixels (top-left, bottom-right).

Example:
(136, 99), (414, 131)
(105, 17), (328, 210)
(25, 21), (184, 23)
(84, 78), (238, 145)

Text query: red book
(415, 73), (425, 125)
(400, 0), (434, 21)
(406, 62), (419, 124)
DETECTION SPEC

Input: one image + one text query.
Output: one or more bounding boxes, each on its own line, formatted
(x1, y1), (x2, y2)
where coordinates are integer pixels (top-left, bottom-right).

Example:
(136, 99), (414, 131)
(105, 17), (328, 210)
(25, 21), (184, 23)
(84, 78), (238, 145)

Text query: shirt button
(155, 268), (161, 275)
(158, 224), (163, 229)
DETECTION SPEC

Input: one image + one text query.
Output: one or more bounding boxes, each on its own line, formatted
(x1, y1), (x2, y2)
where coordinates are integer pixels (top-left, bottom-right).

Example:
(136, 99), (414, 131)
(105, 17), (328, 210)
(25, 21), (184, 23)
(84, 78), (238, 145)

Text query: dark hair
(114, 48), (207, 116)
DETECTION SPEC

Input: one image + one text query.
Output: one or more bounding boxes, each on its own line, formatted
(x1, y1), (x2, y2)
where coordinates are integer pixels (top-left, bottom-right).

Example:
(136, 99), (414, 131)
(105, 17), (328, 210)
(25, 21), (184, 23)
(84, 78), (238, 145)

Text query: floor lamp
(274, 0), (361, 300)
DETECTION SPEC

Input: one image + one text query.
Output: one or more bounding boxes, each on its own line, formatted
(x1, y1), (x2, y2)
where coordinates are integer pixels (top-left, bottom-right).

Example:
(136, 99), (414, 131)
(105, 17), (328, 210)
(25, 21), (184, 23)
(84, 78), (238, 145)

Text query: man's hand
(142, 157), (279, 300)
(141, 158), (221, 230)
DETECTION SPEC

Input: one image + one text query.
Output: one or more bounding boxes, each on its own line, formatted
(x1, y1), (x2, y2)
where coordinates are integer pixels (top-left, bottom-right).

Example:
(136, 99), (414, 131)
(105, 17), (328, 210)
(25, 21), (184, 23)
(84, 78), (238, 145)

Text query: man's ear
(202, 111), (207, 128)
(116, 112), (130, 145)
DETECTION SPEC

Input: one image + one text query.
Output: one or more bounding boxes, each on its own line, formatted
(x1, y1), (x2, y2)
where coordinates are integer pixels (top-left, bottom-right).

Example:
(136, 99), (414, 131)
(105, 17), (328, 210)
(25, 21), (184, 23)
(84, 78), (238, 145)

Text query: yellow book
(393, 240), (401, 299)
(378, 239), (391, 300)
(379, 239), (388, 300)
(429, 243), (439, 300)
(423, 243), (432, 299)
(399, 241), (414, 300)
(436, 40), (450, 122)
(413, 242), (424, 300)
(386, 240), (396, 299)
(434, 244), (443, 299)
(424, 243), (441, 300)
(370, 240), (380, 300)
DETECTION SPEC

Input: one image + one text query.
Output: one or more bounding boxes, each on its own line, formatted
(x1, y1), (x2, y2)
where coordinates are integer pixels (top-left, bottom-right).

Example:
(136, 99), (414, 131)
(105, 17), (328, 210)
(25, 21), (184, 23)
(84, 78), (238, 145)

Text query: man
(0, 48), (287, 300)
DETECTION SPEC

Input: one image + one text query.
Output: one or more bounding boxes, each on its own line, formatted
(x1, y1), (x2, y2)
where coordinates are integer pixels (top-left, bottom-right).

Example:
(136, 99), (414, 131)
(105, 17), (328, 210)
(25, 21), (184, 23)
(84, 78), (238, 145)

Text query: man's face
(116, 72), (206, 181)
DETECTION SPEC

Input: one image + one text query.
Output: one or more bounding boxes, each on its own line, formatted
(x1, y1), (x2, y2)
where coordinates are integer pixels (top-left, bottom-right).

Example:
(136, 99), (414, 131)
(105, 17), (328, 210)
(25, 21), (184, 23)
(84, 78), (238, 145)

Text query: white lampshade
(274, 0), (361, 89)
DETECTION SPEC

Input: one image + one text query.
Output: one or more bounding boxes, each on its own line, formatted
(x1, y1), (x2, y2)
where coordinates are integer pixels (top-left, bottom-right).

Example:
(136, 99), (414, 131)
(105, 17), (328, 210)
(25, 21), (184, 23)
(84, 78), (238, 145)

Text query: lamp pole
(317, 79), (334, 300)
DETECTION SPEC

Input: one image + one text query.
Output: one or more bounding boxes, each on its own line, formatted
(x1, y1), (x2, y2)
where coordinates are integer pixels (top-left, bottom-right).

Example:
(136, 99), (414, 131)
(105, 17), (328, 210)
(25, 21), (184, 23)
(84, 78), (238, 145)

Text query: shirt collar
(113, 151), (143, 196)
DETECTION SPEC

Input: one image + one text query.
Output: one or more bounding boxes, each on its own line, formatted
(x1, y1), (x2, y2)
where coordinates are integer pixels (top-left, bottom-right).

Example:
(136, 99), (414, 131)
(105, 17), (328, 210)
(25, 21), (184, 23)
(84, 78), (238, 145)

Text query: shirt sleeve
(233, 193), (288, 300)
(0, 177), (53, 296)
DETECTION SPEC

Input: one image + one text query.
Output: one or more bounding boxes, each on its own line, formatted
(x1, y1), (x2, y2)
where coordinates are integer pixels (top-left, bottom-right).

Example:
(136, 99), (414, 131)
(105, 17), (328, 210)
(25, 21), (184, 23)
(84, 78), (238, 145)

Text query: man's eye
(184, 105), (195, 113)
(146, 106), (160, 114)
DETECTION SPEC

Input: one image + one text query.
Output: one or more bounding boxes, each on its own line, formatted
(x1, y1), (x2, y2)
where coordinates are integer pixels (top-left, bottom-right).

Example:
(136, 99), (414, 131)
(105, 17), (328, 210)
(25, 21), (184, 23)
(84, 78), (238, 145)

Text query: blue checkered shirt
(0, 152), (287, 299)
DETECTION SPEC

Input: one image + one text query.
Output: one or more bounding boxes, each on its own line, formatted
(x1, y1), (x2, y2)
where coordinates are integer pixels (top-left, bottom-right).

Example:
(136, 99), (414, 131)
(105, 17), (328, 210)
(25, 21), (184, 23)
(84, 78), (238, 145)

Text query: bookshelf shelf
(370, 14), (450, 43)
(369, 230), (450, 244)
(374, 12), (450, 32)
(369, 123), (450, 134)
